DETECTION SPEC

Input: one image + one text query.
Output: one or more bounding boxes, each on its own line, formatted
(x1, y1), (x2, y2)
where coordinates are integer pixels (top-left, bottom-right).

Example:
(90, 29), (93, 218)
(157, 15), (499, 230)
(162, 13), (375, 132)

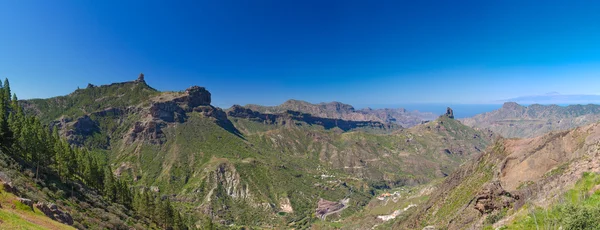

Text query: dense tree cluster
(0, 78), (188, 229)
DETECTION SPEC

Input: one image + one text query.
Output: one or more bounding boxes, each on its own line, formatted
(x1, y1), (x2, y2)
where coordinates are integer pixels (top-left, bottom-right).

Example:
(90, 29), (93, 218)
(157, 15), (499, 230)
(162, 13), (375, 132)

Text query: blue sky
(1, 0), (600, 108)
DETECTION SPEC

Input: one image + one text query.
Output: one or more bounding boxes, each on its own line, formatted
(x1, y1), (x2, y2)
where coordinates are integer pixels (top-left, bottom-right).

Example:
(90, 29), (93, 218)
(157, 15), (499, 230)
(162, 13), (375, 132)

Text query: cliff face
(226, 104), (398, 132)
(244, 99), (437, 128)
(462, 102), (600, 138)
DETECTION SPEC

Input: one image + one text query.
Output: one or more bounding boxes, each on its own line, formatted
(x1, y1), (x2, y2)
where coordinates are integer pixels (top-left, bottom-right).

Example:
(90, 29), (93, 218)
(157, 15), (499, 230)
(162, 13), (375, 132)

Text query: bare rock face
(474, 181), (518, 214)
(71, 115), (99, 136)
(34, 202), (74, 225)
(150, 101), (187, 123)
(175, 86), (211, 109)
(126, 121), (166, 145)
(213, 162), (250, 199)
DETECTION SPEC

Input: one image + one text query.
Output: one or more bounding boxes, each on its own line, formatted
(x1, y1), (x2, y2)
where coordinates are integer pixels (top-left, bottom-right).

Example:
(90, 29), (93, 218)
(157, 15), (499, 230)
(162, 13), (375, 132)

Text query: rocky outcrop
(445, 107), (454, 119)
(213, 163), (250, 199)
(70, 115), (99, 136)
(17, 198), (33, 210)
(227, 105), (266, 121)
(473, 181), (518, 214)
(279, 197), (294, 213)
(1, 181), (15, 194)
(150, 101), (187, 123)
(168, 86), (211, 110)
(34, 202), (74, 225)
(193, 105), (228, 120)
(135, 73), (145, 83)
(126, 121), (166, 145)
(148, 86), (213, 122)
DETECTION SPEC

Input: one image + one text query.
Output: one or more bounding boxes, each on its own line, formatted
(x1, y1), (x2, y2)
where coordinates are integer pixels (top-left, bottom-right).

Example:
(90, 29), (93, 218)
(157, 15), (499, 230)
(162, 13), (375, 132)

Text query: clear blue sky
(1, 0), (600, 108)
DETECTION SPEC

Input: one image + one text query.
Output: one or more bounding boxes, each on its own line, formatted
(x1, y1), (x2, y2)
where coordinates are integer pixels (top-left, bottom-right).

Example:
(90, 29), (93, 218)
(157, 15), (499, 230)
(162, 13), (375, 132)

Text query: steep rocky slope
(462, 102), (600, 138)
(395, 120), (600, 229)
(22, 76), (494, 228)
(0, 150), (156, 229)
(245, 99), (438, 128)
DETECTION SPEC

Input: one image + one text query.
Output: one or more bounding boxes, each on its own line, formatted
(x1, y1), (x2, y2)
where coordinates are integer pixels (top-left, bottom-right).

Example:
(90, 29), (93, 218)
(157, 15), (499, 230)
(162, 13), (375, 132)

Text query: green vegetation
(0, 78), (188, 229)
(506, 172), (600, 229)
(15, 77), (494, 229)
(23, 80), (159, 123)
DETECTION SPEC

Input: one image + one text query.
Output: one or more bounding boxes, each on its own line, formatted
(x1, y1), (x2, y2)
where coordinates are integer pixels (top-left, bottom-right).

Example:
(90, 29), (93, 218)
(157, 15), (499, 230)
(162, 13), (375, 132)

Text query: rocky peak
(322, 101), (355, 112)
(135, 73), (145, 83)
(184, 86), (211, 107)
(502, 102), (522, 110)
(445, 107), (454, 119)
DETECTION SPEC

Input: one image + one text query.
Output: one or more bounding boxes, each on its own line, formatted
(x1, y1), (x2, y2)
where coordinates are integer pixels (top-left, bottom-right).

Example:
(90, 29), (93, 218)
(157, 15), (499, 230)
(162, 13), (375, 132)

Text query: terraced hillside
(22, 75), (494, 228)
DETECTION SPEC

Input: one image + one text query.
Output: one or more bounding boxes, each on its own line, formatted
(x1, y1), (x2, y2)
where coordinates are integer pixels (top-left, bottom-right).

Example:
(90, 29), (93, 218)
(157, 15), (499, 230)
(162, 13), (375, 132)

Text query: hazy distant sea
(360, 104), (503, 119)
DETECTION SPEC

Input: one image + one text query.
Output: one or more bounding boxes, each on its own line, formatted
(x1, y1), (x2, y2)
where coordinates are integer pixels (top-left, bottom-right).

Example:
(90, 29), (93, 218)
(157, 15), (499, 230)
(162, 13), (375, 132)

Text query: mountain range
(244, 100), (438, 128)
(462, 102), (600, 138)
(11, 75), (494, 229)
(3, 75), (600, 229)
(501, 93), (600, 104)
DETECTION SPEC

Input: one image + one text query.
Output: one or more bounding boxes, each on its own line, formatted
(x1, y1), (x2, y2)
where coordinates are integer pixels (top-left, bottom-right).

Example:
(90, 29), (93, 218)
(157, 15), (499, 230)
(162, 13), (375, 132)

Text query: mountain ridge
(244, 99), (438, 128)
(462, 101), (600, 138)
(19, 75), (495, 228)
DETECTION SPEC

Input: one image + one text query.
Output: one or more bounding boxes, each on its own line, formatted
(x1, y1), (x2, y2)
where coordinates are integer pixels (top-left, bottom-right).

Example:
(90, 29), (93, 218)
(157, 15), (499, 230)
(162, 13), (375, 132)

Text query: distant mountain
(20, 75), (494, 228)
(244, 99), (438, 128)
(501, 92), (600, 104)
(461, 102), (600, 138)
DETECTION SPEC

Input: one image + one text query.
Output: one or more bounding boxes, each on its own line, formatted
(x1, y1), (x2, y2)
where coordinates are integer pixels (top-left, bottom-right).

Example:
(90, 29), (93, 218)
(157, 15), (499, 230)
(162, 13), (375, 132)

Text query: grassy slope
(504, 172), (600, 229)
(0, 187), (75, 230)
(22, 81), (159, 123)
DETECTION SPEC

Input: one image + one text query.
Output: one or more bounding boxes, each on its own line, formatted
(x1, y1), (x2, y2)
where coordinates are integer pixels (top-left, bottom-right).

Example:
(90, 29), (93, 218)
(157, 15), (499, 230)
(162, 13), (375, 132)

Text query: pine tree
(104, 167), (116, 201)
(3, 79), (10, 105)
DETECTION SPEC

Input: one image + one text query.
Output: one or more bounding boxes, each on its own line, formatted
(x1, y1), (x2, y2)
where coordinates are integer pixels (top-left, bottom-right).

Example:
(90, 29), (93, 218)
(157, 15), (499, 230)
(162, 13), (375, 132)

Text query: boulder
(474, 181), (518, 214)
(17, 198), (33, 209)
(34, 202), (74, 225)
(1, 181), (15, 194)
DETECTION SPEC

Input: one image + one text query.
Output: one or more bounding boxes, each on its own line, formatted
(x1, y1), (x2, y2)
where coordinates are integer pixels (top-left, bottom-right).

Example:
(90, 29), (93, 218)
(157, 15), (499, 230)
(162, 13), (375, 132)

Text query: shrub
(561, 204), (600, 230)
